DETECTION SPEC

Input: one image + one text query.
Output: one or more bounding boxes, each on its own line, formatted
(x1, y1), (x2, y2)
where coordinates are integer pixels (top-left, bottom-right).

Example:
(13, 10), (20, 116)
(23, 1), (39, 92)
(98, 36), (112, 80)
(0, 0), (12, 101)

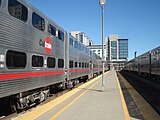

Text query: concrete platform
(14, 70), (130, 120)
(118, 72), (160, 120)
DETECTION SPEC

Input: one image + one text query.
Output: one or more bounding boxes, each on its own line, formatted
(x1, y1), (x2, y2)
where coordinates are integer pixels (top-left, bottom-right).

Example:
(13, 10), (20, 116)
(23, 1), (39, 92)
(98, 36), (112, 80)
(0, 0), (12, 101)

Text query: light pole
(134, 51), (137, 58)
(99, 0), (106, 91)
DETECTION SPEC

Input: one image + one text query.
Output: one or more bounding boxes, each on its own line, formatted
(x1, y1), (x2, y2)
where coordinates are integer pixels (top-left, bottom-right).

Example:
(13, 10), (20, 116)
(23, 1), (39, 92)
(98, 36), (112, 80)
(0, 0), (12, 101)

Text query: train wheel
(10, 104), (17, 113)
(10, 97), (19, 113)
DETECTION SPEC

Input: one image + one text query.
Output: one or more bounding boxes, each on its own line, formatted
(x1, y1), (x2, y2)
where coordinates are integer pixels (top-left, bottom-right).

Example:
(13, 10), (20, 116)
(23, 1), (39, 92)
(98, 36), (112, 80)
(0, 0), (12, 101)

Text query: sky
(27, 0), (160, 60)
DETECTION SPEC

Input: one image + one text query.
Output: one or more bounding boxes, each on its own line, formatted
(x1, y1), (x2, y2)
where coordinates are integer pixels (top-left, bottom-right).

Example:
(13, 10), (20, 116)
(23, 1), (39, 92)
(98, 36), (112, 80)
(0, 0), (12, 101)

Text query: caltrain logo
(45, 37), (52, 54)
(39, 37), (52, 54)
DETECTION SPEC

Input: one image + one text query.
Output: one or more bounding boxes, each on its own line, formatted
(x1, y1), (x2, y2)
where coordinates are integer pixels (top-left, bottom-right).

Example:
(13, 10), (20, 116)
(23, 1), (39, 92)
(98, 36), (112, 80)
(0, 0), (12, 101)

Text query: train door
(138, 63), (141, 75)
(64, 32), (69, 81)
(90, 61), (93, 78)
(149, 53), (151, 78)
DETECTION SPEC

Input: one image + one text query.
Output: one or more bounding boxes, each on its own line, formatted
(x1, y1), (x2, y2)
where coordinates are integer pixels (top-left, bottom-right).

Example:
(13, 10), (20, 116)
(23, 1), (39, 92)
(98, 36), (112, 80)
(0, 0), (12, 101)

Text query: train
(123, 46), (160, 80)
(0, 0), (108, 113)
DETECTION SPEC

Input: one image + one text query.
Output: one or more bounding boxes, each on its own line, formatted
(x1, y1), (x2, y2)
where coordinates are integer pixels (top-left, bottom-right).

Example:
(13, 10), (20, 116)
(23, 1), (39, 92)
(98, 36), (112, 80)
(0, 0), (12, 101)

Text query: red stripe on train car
(0, 70), (64, 81)
(69, 69), (90, 73)
(92, 68), (102, 70)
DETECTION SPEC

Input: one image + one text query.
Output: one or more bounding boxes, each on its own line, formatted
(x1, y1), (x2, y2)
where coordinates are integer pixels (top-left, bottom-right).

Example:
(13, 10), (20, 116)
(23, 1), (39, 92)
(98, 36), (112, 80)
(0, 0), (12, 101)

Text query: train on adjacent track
(0, 0), (107, 113)
(123, 46), (160, 80)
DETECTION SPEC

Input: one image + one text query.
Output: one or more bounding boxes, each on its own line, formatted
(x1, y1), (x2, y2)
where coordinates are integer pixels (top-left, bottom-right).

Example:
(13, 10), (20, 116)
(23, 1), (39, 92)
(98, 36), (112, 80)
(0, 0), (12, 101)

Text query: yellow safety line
(15, 73), (106, 120)
(114, 71), (130, 120)
(49, 78), (100, 120)
(121, 74), (160, 120)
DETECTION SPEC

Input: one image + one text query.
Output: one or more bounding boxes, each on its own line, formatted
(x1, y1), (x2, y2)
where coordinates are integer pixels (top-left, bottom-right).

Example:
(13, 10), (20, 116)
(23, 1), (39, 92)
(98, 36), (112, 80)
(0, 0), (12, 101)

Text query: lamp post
(99, 0), (106, 91)
(134, 51), (137, 58)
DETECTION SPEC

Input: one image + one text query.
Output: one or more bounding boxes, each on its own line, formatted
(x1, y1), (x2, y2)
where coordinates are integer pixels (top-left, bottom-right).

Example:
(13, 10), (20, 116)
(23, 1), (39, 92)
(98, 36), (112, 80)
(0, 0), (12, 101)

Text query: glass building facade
(108, 34), (128, 71)
(88, 34), (128, 71)
(118, 39), (128, 59)
(111, 41), (117, 59)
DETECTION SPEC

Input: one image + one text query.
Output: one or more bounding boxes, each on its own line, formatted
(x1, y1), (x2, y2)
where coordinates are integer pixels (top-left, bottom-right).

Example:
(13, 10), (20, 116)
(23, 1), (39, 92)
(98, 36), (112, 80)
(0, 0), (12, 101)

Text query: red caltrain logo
(45, 37), (52, 54)
(39, 37), (52, 54)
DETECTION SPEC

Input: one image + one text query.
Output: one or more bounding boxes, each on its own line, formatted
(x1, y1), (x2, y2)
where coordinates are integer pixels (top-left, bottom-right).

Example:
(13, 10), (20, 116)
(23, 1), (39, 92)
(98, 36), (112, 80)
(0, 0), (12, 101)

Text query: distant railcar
(123, 46), (160, 79)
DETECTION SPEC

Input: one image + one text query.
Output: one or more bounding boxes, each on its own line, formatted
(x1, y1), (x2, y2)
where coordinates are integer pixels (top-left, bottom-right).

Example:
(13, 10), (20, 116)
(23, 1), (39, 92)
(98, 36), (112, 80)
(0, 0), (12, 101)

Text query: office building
(70, 31), (93, 46)
(108, 34), (128, 70)
(87, 45), (107, 60)
(88, 34), (128, 70)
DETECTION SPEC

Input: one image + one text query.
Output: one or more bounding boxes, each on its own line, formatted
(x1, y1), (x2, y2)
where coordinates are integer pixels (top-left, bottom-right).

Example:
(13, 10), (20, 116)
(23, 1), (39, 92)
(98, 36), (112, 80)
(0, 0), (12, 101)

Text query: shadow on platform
(77, 87), (104, 92)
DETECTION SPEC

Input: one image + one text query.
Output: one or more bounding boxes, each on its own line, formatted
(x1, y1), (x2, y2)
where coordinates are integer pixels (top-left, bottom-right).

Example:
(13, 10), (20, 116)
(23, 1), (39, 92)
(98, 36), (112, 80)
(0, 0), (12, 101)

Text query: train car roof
(138, 46), (160, 58)
(127, 46), (160, 63)
(21, 0), (65, 32)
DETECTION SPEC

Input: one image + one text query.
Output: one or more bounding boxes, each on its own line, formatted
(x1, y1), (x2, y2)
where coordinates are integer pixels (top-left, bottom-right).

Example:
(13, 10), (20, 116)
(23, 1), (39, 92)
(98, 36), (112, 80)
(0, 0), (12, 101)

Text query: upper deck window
(58, 30), (64, 41)
(8, 0), (28, 22)
(81, 45), (84, 52)
(74, 41), (78, 49)
(69, 38), (74, 46)
(78, 43), (82, 51)
(48, 24), (56, 36)
(85, 48), (89, 54)
(0, 0), (1, 6)
(32, 12), (45, 31)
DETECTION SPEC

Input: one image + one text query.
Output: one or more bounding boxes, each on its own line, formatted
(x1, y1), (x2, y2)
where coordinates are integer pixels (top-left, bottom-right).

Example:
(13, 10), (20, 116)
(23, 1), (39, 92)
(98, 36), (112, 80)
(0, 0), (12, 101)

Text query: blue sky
(27, 0), (160, 60)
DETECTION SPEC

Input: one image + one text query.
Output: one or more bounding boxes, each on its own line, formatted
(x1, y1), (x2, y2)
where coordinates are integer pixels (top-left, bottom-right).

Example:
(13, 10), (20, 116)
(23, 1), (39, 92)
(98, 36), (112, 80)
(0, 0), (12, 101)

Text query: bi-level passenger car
(0, 0), (105, 113)
(123, 46), (160, 79)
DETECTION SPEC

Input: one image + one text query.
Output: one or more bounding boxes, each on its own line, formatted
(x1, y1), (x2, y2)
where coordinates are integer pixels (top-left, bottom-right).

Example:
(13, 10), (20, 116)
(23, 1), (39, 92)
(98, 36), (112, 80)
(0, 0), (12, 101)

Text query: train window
(74, 41), (78, 49)
(6, 50), (26, 69)
(78, 43), (81, 51)
(87, 63), (89, 68)
(75, 62), (78, 68)
(0, 0), (1, 6)
(58, 30), (64, 41)
(81, 46), (84, 52)
(58, 59), (64, 68)
(79, 62), (81, 68)
(93, 64), (95, 68)
(32, 55), (43, 67)
(47, 57), (56, 68)
(85, 48), (89, 54)
(48, 24), (56, 36)
(90, 51), (92, 56)
(85, 63), (87, 68)
(8, 0), (28, 22)
(69, 38), (74, 46)
(82, 62), (84, 68)
(32, 12), (45, 31)
(69, 61), (73, 68)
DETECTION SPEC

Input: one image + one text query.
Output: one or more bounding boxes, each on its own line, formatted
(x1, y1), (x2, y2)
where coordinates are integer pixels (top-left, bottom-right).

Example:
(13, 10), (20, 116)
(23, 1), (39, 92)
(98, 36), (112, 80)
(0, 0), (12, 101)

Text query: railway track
(119, 71), (160, 115)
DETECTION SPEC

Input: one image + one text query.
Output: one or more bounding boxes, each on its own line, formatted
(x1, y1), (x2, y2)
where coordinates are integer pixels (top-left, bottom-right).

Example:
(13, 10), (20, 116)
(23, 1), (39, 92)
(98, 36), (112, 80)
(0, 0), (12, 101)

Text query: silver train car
(0, 0), (105, 112)
(123, 46), (160, 79)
